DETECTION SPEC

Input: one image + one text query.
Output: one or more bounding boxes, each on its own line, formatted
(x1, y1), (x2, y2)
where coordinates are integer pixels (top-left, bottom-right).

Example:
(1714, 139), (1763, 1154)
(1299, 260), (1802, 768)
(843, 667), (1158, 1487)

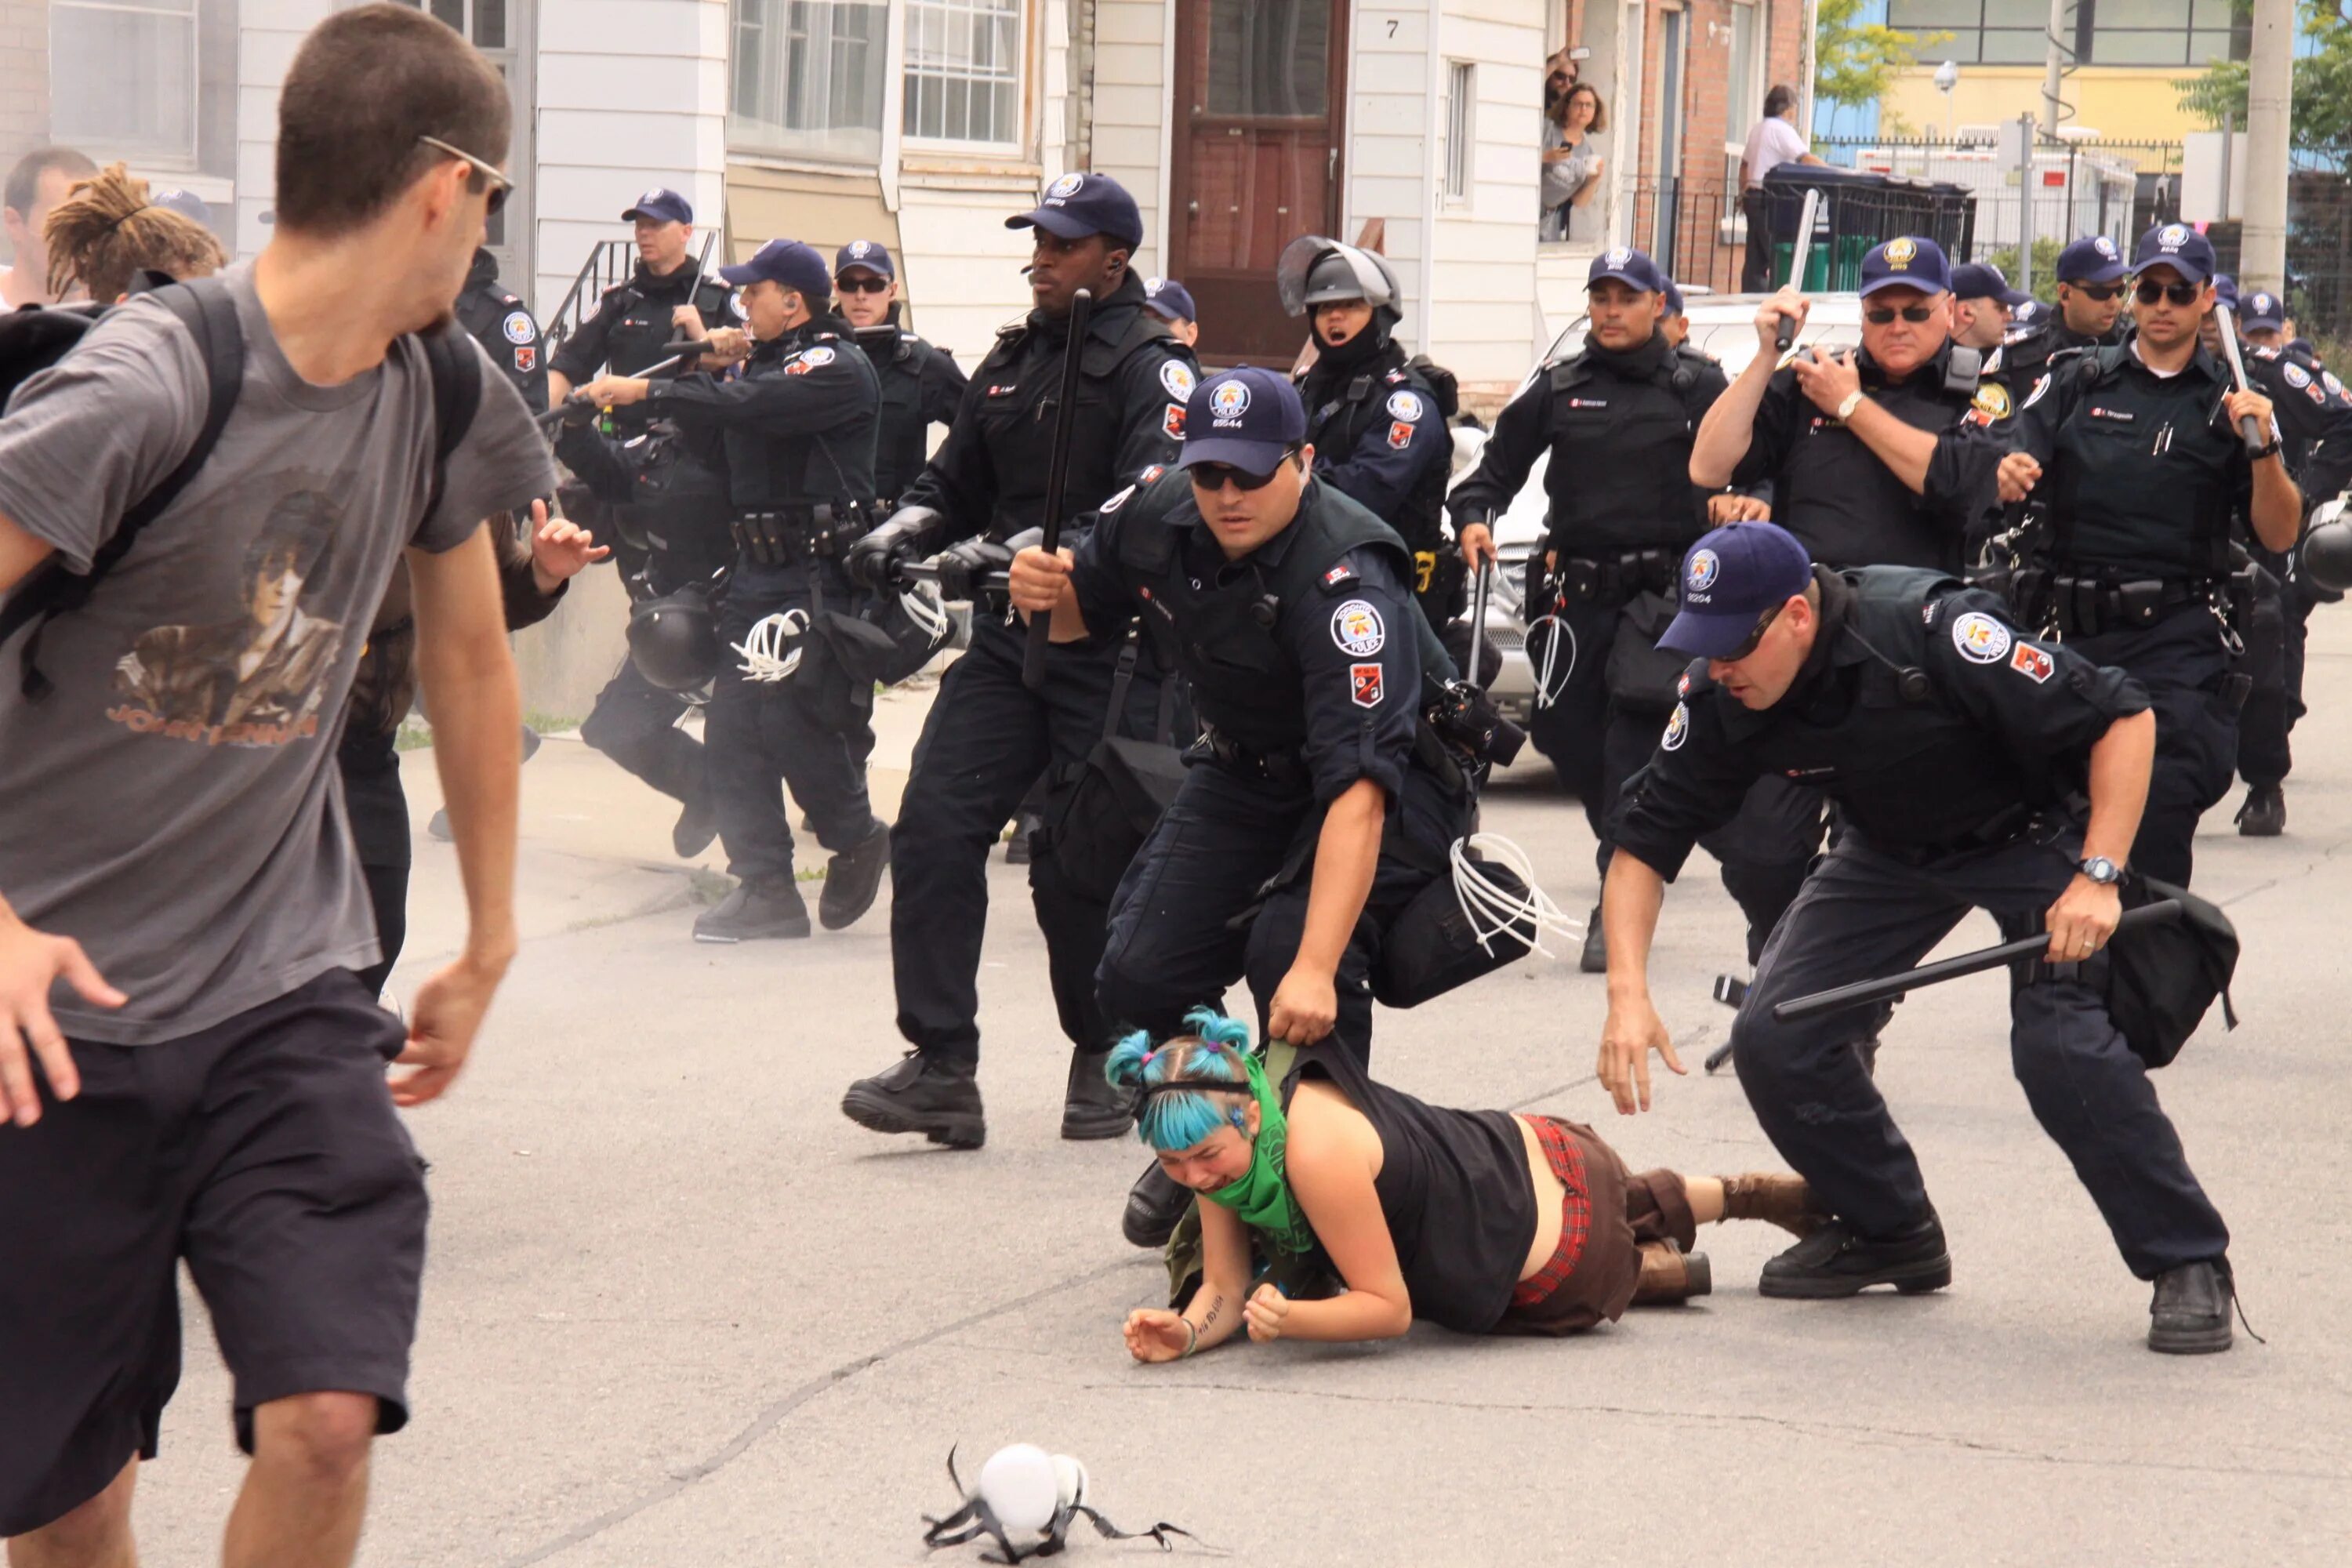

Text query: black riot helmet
(1276, 234), (1404, 358)
(627, 580), (723, 691)
(2302, 513), (2352, 593)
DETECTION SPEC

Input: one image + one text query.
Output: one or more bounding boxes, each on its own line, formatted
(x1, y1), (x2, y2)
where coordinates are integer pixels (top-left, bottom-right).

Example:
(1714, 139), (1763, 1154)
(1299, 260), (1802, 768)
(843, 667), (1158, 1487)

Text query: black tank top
(1283, 1047), (1537, 1334)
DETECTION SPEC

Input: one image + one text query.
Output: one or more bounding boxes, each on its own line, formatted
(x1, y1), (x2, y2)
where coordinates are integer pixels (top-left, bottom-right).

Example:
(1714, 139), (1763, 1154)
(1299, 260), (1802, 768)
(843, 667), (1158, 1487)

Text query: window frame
(727, 0), (895, 165)
(50, 0), (204, 171)
(1442, 59), (1475, 205)
(900, 0), (1030, 154)
(1722, 0), (1765, 158)
(1888, 0), (2251, 67)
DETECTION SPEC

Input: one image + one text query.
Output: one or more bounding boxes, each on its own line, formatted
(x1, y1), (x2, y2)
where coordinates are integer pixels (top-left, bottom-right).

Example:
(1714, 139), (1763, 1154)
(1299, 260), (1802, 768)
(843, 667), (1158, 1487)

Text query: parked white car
(1450, 292), (1866, 725)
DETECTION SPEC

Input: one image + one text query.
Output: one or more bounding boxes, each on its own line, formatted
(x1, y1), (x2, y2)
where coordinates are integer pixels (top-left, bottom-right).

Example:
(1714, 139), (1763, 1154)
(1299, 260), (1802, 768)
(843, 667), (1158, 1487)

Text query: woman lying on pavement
(1112, 1011), (1821, 1357)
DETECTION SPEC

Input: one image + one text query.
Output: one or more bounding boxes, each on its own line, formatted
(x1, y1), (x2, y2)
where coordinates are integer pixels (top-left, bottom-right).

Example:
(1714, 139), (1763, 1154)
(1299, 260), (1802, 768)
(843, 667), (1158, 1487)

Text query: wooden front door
(1168, 0), (1349, 362)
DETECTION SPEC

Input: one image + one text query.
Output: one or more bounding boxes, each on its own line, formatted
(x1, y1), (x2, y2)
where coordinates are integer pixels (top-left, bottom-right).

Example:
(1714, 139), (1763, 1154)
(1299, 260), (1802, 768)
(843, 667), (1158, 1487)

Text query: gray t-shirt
(0, 263), (556, 1044)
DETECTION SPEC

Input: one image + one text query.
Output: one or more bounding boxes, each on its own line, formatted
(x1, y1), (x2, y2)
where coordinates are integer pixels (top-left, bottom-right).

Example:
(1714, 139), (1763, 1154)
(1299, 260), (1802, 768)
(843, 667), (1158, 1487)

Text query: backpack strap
(2, 277), (244, 699)
(419, 322), (484, 530)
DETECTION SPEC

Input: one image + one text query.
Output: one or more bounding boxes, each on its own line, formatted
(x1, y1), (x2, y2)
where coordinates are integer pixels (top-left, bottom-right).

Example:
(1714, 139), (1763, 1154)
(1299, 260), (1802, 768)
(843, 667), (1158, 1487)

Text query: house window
(1726, 2), (1762, 144)
(1889, 0), (2248, 67)
(1206, 0), (1329, 118)
(904, 0), (1023, 147)
(1443, 61), (1475, 203)
(51, 0), (200, 166)
(729, 0), (890, 161)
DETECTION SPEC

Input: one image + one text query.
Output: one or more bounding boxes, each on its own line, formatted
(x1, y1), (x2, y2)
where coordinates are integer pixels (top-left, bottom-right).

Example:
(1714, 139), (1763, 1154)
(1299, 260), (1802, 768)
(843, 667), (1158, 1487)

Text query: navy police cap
(1950, 261), (2031, 307)
(1858, 236), (1951, 298)
(1144, 276), (1198, 324)
(834, 238), (895, 280)
(1659, 524), (1815, 659)
(2133, 222), (2217, 284)
(623, 187), (694, 226)
(2056, 234), (2127, 285)
(1007, 172), (1145, 250)
(1587, 245), (1667, 295)
(720, 238), (834, 302)
(1178, 365), (1306, 476)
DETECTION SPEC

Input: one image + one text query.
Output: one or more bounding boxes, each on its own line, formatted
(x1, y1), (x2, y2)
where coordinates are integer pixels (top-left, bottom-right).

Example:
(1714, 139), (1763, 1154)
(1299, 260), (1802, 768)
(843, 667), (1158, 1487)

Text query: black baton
(1023, 286), (1093, 691)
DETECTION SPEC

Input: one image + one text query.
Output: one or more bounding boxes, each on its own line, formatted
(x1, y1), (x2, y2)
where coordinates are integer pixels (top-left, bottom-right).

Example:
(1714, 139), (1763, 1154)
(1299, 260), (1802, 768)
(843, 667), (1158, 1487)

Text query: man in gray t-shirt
(0, 6), (561, 1559)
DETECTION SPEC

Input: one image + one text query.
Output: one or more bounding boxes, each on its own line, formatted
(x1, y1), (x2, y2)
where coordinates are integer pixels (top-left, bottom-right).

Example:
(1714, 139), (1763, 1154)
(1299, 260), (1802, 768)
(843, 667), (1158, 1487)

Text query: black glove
(933, 538), (1014, 602)
(557, 394), (600, 428)
(846, 505), (942, 591)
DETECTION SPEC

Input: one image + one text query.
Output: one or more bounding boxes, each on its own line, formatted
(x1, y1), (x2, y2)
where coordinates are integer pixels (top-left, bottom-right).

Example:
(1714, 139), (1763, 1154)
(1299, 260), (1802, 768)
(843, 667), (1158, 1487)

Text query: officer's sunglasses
(416, 135), (511, 217)
(1720, 601), (1785, 662)
(2068, 282), (2124, 301)
(836, 275), (891, 294)
(2136, 278), (2202, 307)
(1863, 304), (1938, 325)
(1188, 445), (1303, 492)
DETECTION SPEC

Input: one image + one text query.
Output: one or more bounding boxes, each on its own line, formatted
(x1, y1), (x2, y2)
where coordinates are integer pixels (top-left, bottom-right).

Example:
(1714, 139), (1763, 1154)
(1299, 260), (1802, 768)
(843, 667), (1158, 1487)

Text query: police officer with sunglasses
(1980, 235), (2132, 432)
(831, 241), (969, 516)
(1996, 223), (2302, 886)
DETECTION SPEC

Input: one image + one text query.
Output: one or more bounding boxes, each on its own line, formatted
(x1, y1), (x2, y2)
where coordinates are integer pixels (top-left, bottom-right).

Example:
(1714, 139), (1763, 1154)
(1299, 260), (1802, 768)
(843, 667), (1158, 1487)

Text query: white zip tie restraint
(898, 580), (951, 645)
(1529, 613), (1577, 710)
(732, 608), (808, 683)
(1451, 833), (1583, 960)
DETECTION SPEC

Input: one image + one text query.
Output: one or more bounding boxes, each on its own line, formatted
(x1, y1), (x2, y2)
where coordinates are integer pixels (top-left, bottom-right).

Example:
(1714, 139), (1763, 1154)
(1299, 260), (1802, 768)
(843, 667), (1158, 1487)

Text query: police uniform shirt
(455, 251), (548, 409)
(900, 270), (1197, 540)
(2010, 341), (2255, 579)
(1450, 335), (1726, 553)
(1297, 346), (1448, 541)
(851, 321), (969, 504)
(2245, 343), (2352, 500)
(1732, 342), (2002, 572)
(550, 254), (736, 383)
(1068, 472), (1426, 804)
(1610, 566), (2150, 879)
(647, 319), (880, 511)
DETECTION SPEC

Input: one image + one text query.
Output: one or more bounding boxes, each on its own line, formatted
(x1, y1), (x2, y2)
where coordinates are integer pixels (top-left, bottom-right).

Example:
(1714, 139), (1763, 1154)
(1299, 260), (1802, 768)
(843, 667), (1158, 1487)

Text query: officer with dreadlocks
(837, 172), (1200, 1151)
(1450, 247), (1736, 974)
(1997, 225), (2301, 886)
(580, 238), (892, 941)
(1277, 235), (1461, 651)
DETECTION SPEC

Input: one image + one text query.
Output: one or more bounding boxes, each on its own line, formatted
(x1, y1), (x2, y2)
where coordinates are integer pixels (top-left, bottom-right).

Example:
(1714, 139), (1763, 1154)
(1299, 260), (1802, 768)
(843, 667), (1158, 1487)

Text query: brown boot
(1719, 1173), (1828, 1240)
(1632, 1240), (1712, 1306)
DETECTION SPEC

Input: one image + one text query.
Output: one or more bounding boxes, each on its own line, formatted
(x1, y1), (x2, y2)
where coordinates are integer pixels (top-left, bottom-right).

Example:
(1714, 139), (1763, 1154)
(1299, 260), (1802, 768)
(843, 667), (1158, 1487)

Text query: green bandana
(1201, 1053), (1316, 1255)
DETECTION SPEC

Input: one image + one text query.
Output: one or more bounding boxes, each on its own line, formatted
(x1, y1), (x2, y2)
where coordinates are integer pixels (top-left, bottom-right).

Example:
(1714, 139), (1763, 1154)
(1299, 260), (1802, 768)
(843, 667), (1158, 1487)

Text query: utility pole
(2240, 0), (2295, 293)
(2015, 113), (2039, 296)
(2040, 0), (2071, 136)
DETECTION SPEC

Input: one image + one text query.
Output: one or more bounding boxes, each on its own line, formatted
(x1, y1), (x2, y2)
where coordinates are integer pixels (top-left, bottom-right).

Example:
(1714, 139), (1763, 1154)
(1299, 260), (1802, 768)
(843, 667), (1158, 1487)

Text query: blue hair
(1102, 1008), (1255, 1152)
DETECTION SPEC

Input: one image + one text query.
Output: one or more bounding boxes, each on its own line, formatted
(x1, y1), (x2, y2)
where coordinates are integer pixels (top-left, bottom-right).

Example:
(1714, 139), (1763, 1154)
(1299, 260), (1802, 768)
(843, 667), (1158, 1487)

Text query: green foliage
(1980, 238), (2065, 305)
(1817, 0), (1951, 109)
(2176, 1), (2352, 154)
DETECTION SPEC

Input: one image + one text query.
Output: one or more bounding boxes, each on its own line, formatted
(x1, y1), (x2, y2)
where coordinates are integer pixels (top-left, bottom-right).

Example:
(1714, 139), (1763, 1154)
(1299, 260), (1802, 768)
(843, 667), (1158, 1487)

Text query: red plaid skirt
(1509, 1116), (1595, 1308)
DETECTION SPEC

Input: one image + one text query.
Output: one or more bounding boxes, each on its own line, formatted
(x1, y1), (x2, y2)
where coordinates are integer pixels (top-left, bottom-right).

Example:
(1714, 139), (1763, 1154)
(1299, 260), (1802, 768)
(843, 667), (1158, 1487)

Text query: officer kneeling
(1595, 523), (2239, 1353)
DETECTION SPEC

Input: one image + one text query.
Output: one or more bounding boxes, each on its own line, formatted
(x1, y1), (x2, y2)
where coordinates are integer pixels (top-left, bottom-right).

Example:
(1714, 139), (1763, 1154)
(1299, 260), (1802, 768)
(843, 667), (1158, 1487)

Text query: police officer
(836, 172), (1200, 1150)
(1998, 225), (2301, 885)
(456, 246), (547, 408)
(580, 238), (892, 941)
(2206, 278), (2352, 836)
(1597, 521), (2239, 1354)
(833, 239), (969, 514)
(1982, 235), (2130, 419)
(1142, 275), (1200, 346)
(1659, 276), (1695, 351)
(549, 187), (735, 405)
(1450, 247), (1740, 971)
(1279, 235), (1458, 645)
(1948, 260), (2030, 356)
(1010, 367), (1492, 1245)
(1686, 235), (2007, 967)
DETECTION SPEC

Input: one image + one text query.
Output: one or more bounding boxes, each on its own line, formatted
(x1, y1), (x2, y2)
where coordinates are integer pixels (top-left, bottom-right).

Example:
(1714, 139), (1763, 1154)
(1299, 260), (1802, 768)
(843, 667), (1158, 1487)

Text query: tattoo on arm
(1194, 1294), (1227, 1335)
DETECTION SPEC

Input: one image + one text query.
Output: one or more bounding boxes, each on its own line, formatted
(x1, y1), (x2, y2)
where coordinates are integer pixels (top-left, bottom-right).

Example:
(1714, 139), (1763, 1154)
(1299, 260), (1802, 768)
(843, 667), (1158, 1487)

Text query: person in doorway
(1541, 85), (1607, 245)
(1738, 86), (1824, 293)
(1544, 50), (1578, 118)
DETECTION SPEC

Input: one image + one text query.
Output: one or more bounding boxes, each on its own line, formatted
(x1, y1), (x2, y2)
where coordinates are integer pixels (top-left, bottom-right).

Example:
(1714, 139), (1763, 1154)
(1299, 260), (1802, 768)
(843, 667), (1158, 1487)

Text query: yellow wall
(1886, 67), (2210, 144)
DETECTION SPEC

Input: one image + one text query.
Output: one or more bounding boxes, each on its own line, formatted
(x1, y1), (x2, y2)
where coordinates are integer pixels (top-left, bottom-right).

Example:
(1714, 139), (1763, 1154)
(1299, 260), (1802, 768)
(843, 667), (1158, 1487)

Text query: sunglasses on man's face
(417, 135), (510, 216)
(1189, 447), (1301, 493)
(2069, 282), (2123, 301)
(1864, 303), (1938, 325)
(836, 275), (891, 295)
(2136, 278), (2201, 307)
(1720, 601), (1785, 663)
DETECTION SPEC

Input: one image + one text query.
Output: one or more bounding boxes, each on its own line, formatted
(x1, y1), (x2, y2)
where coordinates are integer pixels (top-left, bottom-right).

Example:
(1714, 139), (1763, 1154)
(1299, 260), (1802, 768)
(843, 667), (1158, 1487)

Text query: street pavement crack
(498, 1254), (1149, 1566)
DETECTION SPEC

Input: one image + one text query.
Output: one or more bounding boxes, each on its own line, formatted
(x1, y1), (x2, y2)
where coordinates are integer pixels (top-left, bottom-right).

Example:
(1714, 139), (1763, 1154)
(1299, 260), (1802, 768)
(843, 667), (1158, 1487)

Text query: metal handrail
(543, 229), (722, 356)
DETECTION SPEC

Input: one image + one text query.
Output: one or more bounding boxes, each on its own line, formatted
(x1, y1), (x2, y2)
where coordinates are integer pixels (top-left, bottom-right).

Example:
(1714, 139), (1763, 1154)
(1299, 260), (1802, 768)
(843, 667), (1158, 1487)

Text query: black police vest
(969, 282), (1178, 539)
(1543, 342), (1716, 552)
(1116, 480), (1446, 756)
(1299, 343), (1450, 553)
(1776, 343), (1982, 571)
(855, 325), (937, 505)
(719, 328), (880, 514)
(601, 266), (735, 378)
(2042, 345), (2238, 579)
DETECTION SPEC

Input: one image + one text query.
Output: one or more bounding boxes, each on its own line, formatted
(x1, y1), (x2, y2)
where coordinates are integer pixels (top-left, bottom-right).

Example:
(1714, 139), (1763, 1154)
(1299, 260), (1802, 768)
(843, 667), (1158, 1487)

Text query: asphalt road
(122, 625), (2352, 1566)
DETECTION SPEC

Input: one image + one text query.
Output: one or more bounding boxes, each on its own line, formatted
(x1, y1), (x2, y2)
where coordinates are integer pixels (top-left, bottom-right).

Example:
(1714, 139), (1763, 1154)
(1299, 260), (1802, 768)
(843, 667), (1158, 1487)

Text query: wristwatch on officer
(1835, 390), (1866, 422)
(2251, 437), (2283, 462)
(2076, 855), (2122, 887)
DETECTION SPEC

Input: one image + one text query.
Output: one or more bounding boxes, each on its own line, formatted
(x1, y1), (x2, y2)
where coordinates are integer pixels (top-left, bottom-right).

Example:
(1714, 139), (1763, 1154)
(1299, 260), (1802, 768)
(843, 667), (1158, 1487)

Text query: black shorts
(0, 970), (429, 1537)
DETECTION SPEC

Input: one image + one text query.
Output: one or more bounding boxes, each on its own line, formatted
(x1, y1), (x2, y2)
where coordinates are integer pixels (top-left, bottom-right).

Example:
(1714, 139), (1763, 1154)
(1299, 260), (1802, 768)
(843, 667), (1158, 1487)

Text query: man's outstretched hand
(0, 912), (125, 1127)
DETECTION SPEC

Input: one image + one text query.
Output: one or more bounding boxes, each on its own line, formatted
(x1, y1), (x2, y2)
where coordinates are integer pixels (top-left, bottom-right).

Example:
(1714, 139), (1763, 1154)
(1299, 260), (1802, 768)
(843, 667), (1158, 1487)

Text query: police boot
(818, 819), (891, 931)
(1630, 1240), (1711, 1305)
(1062, 1048), (1134, 1141)
(840, 1052), (986, 1149)
(1579, 905), (1607, 974)
(693, 880), (811, 942)
(2235, 784), (2285, 837)
(1123, 1161), (1192, 1250)
(2148, 1258), (2236, 1355)
(672, 794), (719, 858)
(1717, 1173), (1829, 1241)
(1757, 1210), (1951, 1299)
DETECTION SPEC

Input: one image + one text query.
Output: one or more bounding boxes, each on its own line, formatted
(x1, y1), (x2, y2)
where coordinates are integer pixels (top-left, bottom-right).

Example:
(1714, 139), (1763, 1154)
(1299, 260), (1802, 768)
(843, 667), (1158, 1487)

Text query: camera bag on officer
(1033, 626), (1190, 905)
(2100, 873), (2239, 1069)
(0, 272), (480, 700)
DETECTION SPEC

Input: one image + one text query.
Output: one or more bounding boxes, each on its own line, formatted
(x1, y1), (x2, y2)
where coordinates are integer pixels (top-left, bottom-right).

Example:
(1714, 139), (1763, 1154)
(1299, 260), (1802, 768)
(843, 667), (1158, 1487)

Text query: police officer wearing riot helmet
(1598, 522), (2240, 1353)
(1949, 260), (2031, 354)
(837, 172), (1200, 1150)
(833, 239), (969, 514)
(1998, 225), (2301, 886)
(2203, 277), (2352, 837)
(548, 187), (735, 405)
(1451, 248), (1754, 968)
(1281, 235), (1459, 647)
(456, 246), (547, 408)
(581, 238), (892, 940)
(1010, 366), (1480, 1244)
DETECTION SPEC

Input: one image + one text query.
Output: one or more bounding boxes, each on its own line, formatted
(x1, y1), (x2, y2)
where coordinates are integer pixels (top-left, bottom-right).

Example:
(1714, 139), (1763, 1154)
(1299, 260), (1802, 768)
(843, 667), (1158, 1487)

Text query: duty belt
(1196, 726), (1308, 789)
(730, 503), (870, 567)
(1873, 802), (2035, 868)
(2010, 565), (2222, 639)
(1552, 546), (1680, 604)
